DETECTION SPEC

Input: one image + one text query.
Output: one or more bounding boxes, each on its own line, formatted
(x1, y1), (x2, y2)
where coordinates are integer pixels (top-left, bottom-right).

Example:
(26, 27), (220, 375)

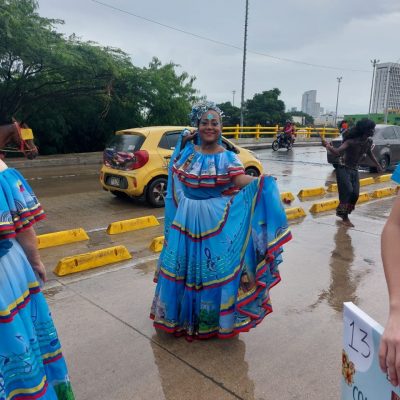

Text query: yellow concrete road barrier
(356, 192), (371, 204)
(375, 174), (392, 183)
(285, 207), (306, 220)
(280, 192), (295, 202)
(297, 187), (326, 199)
(107, 215), (159, 235)
(359, 177), (375, 187)
(327, 183), (338, 192)
(37, 228), (89, 249)
(150, 236), (165, 252)
(309, 199), (339, 213)
(371, 187), (397, 199)
(328, 177), (376, 193)
(54, 245), (132, 276)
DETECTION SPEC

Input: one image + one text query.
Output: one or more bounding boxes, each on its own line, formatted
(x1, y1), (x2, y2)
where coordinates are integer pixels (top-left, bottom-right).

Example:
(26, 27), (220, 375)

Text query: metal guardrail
(222, 125), (340, 139)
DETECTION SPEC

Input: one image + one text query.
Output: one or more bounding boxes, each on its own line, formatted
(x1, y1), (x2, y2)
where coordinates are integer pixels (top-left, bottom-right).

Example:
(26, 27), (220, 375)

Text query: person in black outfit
(322, 119), (382, 227)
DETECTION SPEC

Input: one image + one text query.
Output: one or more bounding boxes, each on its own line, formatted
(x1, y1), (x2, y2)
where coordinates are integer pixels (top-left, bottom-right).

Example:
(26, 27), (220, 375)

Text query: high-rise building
(301, 90), (321, 118)
(371, 62), (400, 114)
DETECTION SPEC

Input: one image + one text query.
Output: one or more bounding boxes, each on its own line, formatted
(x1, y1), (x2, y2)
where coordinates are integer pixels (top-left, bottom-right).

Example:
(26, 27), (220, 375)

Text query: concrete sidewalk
(44, 208), (390, 400)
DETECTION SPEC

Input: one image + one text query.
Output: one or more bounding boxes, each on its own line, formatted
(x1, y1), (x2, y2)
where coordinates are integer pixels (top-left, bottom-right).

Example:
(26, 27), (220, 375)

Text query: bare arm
(321, 138), (349, 156)
(232, 173), (256, 188)
(379, 194), (400, 385)
(367, 147), (383, 172)
(16, 226), (46, 282)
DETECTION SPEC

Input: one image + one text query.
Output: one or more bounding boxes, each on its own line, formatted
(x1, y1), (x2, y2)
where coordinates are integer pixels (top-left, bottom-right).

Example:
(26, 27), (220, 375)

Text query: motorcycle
(272, 132), (293, 151)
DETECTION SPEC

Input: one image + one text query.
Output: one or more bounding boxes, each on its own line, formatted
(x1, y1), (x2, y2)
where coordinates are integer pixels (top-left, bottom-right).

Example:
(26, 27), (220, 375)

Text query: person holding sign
(321, 119), (382, 227)
(379, 165), (400, 387)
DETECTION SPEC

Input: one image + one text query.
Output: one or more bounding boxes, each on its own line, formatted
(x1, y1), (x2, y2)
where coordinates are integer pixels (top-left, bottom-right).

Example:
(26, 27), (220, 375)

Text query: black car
(327, 124), (400, 172)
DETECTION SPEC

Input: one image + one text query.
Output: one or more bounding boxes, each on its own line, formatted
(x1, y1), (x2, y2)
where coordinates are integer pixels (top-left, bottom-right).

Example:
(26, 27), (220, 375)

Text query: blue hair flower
(189, 101), (224, 127)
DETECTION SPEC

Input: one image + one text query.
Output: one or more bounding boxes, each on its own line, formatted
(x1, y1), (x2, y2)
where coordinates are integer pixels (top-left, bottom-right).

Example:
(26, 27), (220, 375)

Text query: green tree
(141, 58), (197, 126)
(0, 1), (198, 154)
(217, 102), (240, 126)
(244, 89), (288, 126)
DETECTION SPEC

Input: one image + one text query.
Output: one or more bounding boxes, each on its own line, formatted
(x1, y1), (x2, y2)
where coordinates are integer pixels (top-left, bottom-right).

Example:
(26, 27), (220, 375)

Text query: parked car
(100, 126), (264, 207)
(326, 124), (400, 172)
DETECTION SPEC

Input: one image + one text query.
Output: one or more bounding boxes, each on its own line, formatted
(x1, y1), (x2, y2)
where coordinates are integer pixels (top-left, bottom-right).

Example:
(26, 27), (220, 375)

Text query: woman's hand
(32, 260), (47, 283)
(379, 311), (400, 386)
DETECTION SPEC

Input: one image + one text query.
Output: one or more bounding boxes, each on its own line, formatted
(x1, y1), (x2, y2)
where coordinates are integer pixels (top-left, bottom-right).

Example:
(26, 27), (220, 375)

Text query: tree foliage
(244, 89), (288, 126)
(216, 102), (240, 126)
(0, 0), (197, 153)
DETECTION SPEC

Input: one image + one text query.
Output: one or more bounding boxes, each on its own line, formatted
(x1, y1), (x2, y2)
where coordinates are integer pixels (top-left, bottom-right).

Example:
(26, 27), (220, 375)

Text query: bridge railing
(222, 124), (340, 140)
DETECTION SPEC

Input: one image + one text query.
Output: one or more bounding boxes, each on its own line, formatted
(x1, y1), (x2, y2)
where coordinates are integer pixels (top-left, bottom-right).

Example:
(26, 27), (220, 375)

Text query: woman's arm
(232, 174), (256, 188)
(321, 138), (349, 157)
(16, 226), (46, 282)
(379, 194), (400, 386)
(367, 148), (383, 172)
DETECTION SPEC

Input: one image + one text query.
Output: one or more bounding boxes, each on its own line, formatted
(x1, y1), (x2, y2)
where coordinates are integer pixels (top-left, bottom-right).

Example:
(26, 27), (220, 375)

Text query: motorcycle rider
(282, 121), (296, 146)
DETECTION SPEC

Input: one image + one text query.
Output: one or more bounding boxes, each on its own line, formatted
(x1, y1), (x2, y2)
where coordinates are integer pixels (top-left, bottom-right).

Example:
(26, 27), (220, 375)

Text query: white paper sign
(342, 302), (400, 399)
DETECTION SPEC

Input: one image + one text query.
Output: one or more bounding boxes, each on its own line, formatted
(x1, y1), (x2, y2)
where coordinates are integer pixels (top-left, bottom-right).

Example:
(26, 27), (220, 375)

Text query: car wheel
(147, 177), (167, 207)
(379, 155), (390, 172)
(245, 167), (260, 177)
(272, 140), (279, 151)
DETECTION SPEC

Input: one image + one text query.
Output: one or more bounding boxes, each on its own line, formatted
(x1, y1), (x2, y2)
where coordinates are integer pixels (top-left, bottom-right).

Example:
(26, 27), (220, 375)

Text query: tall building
(301, 90), (321, 118)
(371, 62), (400, 114)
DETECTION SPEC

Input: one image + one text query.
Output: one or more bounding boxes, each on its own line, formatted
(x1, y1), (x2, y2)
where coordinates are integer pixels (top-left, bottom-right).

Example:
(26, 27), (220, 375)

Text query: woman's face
(198, 110), (221, 144)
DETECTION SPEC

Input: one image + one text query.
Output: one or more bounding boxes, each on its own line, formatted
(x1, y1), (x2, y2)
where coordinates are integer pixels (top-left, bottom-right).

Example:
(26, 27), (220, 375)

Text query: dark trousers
(335, 166), (360, 218)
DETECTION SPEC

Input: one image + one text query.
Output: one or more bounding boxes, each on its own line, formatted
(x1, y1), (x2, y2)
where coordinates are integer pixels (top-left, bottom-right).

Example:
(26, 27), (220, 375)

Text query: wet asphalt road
(17, 147), (397, 399)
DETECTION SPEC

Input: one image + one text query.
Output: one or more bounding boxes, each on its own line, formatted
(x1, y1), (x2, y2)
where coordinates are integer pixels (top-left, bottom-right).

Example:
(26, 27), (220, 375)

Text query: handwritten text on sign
(341, 302), (400, 400)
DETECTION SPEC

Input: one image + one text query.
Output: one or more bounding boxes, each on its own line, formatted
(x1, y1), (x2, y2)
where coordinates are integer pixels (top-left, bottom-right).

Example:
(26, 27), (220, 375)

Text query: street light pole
(240, 0), (249, 129)
(384, 64), (392, 124)
(334, 77), (342, 126)
(368, 59), (379, 115)
(232, 90), (236, 107)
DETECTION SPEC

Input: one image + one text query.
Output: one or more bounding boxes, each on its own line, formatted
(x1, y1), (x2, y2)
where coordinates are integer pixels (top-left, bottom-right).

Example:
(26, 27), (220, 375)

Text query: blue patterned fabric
(0, 168), (74, 399)
(151, 135), (292, 339)
(392, 164), (400, 184)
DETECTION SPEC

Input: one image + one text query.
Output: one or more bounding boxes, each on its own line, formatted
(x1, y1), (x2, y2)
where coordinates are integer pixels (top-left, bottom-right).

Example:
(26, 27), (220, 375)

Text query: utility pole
(240, 0), (249, 129)
(334, 77), (342, 126)
(232, 90), (236, 107)
(368, 59), (379, 114)
(384, 64), (392, 124)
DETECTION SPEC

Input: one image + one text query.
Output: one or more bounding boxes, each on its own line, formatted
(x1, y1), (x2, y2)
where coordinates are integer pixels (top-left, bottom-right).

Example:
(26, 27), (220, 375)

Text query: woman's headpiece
(189, 101), (223, 127)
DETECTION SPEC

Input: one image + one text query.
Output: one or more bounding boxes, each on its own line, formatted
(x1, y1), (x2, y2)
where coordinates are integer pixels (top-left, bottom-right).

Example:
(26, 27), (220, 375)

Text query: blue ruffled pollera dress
(0, 168), (75, 399)
(150, 132), (292, 339)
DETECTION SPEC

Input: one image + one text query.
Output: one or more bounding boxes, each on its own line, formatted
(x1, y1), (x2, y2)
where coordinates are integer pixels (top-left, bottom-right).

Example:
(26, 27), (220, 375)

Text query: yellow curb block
(371, 187), (397, 199)
(356, 192), (371, 204)
(298, 187), (326, 198)
(37, 228), (89, 249)
(150, 236), (165, 252)
(309, 199), (339, 213)
(328, 177), (376, 192)
(359, 177), (375, 187)
(107, 215), (159, 235)
(285, 207), (306, 220)
(375, 174), (392, 183)
(280, 192), (295, 202)
(327, 183), (338, 192)
(54, 245), (132, 276)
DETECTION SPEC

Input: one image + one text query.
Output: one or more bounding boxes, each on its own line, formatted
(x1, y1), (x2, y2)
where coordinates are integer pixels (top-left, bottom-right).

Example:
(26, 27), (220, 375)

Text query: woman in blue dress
(150, 102), (292, 340)
(0, 158), (74, 399)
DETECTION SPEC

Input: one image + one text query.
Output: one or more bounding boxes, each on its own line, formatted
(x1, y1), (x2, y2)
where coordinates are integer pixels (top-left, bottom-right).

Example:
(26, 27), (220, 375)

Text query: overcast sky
(37, 0), (400, 115)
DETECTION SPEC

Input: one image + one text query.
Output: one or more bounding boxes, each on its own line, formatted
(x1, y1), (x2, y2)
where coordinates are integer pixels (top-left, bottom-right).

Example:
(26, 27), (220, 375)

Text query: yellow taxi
(100, 126), (263, 207)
